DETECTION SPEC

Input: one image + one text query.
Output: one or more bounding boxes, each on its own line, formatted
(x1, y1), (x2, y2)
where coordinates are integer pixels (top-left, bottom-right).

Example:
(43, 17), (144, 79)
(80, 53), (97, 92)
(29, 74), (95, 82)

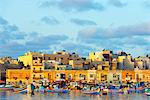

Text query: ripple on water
(0, 91), (150, 100)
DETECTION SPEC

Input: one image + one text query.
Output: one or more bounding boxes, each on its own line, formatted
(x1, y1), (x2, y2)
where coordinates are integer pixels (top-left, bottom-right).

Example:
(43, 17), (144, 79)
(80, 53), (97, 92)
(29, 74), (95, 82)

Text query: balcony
(33, 77), (43, 80)
(33, 70), (43, 73)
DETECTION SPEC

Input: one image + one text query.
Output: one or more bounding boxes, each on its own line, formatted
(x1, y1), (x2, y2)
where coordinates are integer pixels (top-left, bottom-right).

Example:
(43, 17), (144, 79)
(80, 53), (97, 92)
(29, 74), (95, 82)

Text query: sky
(0, 0), (150, 58)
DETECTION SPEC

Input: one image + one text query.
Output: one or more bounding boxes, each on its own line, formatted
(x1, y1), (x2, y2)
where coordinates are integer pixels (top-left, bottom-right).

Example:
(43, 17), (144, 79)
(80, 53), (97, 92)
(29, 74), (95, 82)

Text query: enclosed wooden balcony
(33, 70), (43, 73)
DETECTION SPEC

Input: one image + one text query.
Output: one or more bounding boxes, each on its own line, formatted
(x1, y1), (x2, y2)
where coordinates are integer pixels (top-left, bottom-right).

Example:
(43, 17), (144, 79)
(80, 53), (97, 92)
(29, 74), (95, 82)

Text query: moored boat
(19, 89), (27, 94)
(46, 89), (68, 93)
(145, 92), (150, 96)
(136, 87), (145, 93)
(82, 91), (100, 95)
(0, 85), (13, 91)
(145, 88), (150, 96)
(13, 88), (23, 92)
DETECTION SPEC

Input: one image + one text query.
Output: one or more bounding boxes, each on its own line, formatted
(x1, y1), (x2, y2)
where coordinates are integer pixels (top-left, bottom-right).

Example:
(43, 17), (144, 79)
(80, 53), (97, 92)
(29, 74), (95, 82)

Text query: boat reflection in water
(0, 91), (150, 100)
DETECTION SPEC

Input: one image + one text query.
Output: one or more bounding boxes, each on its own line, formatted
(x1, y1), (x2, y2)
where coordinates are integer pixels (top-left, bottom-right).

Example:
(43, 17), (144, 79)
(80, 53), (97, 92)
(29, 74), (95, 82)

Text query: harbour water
(0, 91), (150, 100)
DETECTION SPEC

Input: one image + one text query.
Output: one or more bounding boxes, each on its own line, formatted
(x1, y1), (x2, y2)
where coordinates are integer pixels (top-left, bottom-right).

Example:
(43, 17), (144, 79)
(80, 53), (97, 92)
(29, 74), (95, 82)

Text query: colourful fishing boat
(128, 88), (135, 93)
(145, 88), (150, 96)
(0, 85), (13, 91)
(46, 89), (68, 93)
(19, 89), (27, 94)
(82, 91), (100, 95)
(13, 88), (24, 92)
(136, 87), (145, 93)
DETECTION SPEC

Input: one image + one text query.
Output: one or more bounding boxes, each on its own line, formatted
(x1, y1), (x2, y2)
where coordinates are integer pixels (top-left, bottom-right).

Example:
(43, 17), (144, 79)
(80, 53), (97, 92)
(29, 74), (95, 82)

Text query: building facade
(5, 51), (150, 84)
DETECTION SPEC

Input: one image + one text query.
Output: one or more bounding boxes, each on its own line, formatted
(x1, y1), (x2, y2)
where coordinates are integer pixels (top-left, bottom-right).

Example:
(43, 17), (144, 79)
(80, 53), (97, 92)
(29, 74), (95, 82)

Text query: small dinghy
(46, 89), (68, 93)
(19, 89), (27, 94)
(13, 88), (23, 92)
(145, 93), (150, 96)
(118, 91), (124, 94)
(0, 85), (13, 91)
(145, 88), (150, 96)
(82, 90), (100, 95)
(83, 91), (100, 95)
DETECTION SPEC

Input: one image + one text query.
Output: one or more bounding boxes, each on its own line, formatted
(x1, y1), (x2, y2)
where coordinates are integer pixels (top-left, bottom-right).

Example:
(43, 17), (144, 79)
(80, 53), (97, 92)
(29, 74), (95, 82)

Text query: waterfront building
(0, 57), (18, 65)
(135, 56), (150, 70)
(5, 51), (150, 85)
(6, 69), (150, 84)
(89, 50), (113, 62)
(107, 70), (122, 84)
(6, 69), (31, 84)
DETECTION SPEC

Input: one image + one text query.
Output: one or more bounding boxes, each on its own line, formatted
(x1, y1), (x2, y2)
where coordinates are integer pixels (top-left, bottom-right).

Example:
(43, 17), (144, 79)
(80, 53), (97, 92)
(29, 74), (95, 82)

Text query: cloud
(60, 42), (94, 56)
(0, 42), (27, 57)
(25, 34), (68, 50)
(41, 16), (60, 25)
(0, 17), (8, 25)
(78, 23), (150, 41)
(76, 23), (150, 55)
(40, 0), (104, 12)
(143, 1), (150, 8)
(70, 18), (97, 26)
(39, 1), (54, 8)
(0, 16), (68, 58)
(0, 17), (26, 44)
(115, 23), (150, 37)
(0, 34), (68, 58)
(108, 0), (127, 8)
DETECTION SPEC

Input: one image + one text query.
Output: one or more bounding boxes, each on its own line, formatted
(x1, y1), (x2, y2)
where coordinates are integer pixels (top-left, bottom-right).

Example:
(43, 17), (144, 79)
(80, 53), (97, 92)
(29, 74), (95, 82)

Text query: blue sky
(0, 0), (150, 58)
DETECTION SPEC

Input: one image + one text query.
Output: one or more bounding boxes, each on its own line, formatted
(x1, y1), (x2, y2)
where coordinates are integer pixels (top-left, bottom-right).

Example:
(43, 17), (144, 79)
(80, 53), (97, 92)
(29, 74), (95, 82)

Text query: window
(102, 66), (105, 70)
(33, 57), (37, 60)
(48, 57), (50, 60)
(39, 57), (42, 60)
(40, 60), (42, 63)
(79, 74), (82, 78)
(60, 74), (65, 79)
(90, 74), (94, 78)
(40, 75), (42, 79)
(113, 74), (116, 78)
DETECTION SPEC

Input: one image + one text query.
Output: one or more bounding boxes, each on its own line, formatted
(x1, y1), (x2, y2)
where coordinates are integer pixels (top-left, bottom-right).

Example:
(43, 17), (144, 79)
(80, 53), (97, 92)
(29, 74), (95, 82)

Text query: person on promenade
(31, 83), (35, 95)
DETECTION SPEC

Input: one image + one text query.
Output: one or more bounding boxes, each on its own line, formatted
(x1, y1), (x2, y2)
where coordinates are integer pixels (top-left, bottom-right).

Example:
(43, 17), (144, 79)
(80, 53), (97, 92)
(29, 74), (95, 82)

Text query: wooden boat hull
(13, 88), (23, 92)
(20, 90), (27, 93)
(46, 89), (68, 93)
(145, 93), (150, 96)
(0, 88), (13, 91)
(83, 91), (100, 95)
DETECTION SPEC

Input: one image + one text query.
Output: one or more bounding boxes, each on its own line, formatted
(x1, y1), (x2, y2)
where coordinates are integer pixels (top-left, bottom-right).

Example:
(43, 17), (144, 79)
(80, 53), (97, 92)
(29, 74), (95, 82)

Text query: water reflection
(0, 91), (150, 100)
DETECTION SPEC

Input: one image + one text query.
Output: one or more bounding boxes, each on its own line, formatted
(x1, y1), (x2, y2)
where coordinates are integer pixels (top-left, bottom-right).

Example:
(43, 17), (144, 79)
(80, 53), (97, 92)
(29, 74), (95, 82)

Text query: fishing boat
(118, 90), (124, 94)
(19, 89), (27, 94)
(46, 89), (69, 93)
(108, 85), (121, 94)
(0, 85), (13, 91)
(127, 88), (135, 93)
(82, 91), (100, 95)
(136, 86), (145, 93)
(13, 88), (24, 92)
(145, 88), (150, 96)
